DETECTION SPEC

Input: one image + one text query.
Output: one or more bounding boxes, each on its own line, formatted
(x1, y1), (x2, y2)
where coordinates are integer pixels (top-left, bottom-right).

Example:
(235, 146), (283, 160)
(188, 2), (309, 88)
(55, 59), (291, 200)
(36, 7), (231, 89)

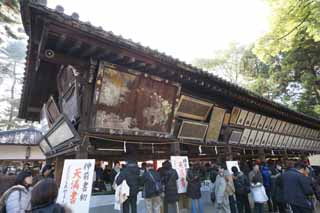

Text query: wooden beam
(35, 25), (49, 72)
(67, 40), (82, 55)
(40, 51), (88, 68)
(81, 45), (98, 57)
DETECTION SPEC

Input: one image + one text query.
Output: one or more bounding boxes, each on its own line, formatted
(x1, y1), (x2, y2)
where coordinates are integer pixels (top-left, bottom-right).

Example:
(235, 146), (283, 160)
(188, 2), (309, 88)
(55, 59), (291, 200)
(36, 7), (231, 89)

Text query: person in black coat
(142, 163), (162, 213)
(231, 166), (251, 213)
(282, 161), (314, 213)
(187, 164), (203, 213)
(116, 160), (140, 213)
(160, 160), (179, 213)
(31, 178), (65, 213)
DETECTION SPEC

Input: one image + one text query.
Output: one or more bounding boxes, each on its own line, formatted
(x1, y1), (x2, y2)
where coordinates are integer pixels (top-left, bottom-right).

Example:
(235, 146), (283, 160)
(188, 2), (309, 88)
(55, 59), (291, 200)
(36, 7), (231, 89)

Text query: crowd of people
(1, 159), (320, 213)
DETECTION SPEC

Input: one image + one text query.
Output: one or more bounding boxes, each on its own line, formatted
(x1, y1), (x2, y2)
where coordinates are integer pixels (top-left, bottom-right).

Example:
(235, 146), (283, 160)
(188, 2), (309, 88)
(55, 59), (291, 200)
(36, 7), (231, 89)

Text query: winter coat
(274, 173), (285, 203)
(233, 172), (250, 195)
(214, 174), (228, 204)
(186, 168), (202, 199)
(282, 168), (314, 209)
(6, 185), (31, 213)
(116, 161), (140, 196)
(261, 166), (272, 189)
(161, 162), (179, 203)
(142, 169), (161, 198)
(32, 202), (65, 213)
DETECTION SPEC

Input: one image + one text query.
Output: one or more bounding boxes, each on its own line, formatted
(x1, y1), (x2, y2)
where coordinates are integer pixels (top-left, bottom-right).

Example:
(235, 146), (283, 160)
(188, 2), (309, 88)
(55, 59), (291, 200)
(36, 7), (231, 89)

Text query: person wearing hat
(4, 171), (33, 212)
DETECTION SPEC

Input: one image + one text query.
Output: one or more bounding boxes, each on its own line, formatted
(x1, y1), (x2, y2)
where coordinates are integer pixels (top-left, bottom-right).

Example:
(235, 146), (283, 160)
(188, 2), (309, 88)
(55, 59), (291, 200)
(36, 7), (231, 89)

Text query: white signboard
(226, 161), (240, 174)
(171, 156), (189, 193)
(57, 159), (95, 213)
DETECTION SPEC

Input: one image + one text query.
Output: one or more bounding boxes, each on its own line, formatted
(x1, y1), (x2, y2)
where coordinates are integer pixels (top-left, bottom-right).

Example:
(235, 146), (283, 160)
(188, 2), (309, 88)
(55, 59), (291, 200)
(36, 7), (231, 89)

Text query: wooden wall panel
(206, 107), (225, 141)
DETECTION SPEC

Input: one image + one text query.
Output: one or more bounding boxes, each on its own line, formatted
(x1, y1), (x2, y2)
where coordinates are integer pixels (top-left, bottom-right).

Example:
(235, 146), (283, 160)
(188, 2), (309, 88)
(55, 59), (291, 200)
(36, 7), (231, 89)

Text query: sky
(47, 0), (270, 63)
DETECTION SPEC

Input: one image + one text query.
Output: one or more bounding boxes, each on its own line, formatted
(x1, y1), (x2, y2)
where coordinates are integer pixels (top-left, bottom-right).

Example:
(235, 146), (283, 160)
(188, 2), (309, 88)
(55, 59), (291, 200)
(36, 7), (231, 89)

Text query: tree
(254, 0), (320, 117)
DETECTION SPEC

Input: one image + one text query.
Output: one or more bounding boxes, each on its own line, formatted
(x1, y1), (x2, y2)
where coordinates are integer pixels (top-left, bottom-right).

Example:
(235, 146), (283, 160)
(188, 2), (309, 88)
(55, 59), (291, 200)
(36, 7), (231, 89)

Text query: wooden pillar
(75, 138), (89, 159)
(225, 145), (233, 161)
(170, 142), (180, 156)
(54, 155), (64, 187)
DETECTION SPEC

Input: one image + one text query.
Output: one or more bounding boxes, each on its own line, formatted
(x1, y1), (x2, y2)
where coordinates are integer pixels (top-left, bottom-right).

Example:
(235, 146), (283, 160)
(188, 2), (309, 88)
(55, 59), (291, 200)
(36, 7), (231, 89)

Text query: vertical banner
(226, 161), (240, 174)
(170, 156), (189, 193)
(57, 159), (95, 213)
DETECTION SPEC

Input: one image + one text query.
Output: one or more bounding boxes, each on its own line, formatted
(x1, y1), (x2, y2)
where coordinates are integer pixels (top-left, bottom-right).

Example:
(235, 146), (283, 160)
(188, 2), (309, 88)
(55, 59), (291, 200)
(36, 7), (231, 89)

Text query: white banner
(57, 159), (95, 213)
(170, 156), (189, 193)
(226, 161), (240, 174)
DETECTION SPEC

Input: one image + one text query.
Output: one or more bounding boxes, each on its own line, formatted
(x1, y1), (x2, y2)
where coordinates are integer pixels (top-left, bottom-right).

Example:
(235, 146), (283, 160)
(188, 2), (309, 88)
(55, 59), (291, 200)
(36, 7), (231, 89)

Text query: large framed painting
(206, 107), (225, 142)
(228, 130), (243, 144)
(176, 95), (213, 121)
(92, 61), (180, 137)
(178, 120), (208, 141)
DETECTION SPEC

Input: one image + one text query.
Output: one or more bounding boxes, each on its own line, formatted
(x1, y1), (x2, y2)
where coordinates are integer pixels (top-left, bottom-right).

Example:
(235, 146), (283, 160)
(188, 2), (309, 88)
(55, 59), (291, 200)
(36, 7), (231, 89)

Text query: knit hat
(16, 171), (32, 186)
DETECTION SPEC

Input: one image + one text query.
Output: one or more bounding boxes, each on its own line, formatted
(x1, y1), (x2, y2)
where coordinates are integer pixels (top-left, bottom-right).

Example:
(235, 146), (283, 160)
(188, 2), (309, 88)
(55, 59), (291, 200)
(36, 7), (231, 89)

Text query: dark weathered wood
(54, 155), (64, 187)
(40, 51), (87, 68)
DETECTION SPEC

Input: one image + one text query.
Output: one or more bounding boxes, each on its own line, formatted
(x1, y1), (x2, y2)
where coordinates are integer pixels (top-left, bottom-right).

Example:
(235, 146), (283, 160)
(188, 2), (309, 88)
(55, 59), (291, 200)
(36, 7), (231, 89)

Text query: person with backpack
(261, 163), (273, 212)
(116, 160), (140, 213)
(161, 160), (179, 213)
(142, 163), (162, 213)
(0, 171), (33, 213)
(186, 163), (203, 213)
(31, 178), (65, 213)
(231, 166), (251, 213)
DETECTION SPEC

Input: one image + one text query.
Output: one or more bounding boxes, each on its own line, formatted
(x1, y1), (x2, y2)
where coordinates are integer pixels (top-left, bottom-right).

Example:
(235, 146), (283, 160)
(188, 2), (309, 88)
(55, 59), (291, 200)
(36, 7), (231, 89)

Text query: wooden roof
(19, 0), (320, 129)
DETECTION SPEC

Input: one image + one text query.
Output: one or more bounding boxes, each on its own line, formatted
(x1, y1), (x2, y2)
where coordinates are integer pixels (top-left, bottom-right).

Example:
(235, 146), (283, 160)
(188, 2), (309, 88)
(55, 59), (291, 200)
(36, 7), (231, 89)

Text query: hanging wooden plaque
(230, 107), (241, 124)
(254, 131), (264, 146)
(61, 81), (80, 123)
(229, 130), (243, 144)
(296, 126), (304, 136)
(247, 130), (257, 146)
(240, 129), (251, 145)
(206, 107), (225, 142)
(274, 120), (281, 133)
(290, 125), (298, 136)
(178, 120), (208, 141)
(176, 95), (213, 121)
(269, 119), (277, 132)
(251, 114), (261, 128)
(292, 137), (299, 149)
(272, 134), (280, 147)
(283, 136), (290, 148)
(288, 124), (295, 135)
(283, 122), (291, 134)
(223, 113), (230, 126)
(287, 137), (294, 148)
(244, 112), (255, 127)
(277, 135), (285, 148)
(279, 122), (287, 133)
(263, 117), (272, 131)
(236, 110), (248, 126)
(301, 127), (307, 137)
(265, 132), (273, 147)
(260, 132), (268, 147)
(257, 116), (267, 129)
(46, 96), (60, 125)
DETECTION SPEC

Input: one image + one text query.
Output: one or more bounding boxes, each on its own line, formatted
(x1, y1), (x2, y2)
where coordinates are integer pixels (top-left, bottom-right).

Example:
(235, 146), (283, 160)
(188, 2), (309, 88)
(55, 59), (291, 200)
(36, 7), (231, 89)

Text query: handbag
(250, 184), (268, 203)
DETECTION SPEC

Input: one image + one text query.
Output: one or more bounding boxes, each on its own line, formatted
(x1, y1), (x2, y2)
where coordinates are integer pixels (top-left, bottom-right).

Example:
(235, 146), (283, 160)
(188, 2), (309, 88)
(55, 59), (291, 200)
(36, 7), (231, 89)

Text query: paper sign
(226, 161), (240, 174)
(171, 156), (189, 193)
(57, 159), (95, 213)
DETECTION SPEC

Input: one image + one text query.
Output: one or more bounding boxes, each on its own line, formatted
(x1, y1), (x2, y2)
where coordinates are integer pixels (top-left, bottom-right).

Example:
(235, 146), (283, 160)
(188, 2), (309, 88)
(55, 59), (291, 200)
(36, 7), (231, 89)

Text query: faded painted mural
(94, 63), (179, 135)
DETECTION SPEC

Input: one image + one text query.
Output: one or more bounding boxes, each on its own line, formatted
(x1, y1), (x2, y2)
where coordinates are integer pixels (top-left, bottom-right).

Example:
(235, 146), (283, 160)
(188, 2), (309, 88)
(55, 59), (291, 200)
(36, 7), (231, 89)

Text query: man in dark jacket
(186, 163), (203, 213)
(160, 160), (179, 213)
(261, 163), (273, 212)
(282, 161), (314, 213)
(231, 166), (251, 213)
(116, 160), (140, 213)
(143, 163), (161, 213)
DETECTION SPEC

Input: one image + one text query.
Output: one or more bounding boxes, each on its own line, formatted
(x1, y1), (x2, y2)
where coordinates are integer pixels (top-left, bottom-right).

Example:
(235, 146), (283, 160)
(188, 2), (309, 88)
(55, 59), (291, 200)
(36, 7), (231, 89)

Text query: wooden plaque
(301, 128), (307, 137)
(266, 133), (275, 148)
(178, 121), (208, 141)
(277, 135), (284, 147)
(297, 126), (303, 136)
(223, 113), (231, 126)
(311, 129), (316, 138)
(274, 120), (282, 133)
(283, 122), (291, 134)
(206, 107), (225, 141)
(61, 81), (80, 123)
(230, 107), (241, 124)
(272, 134), (280, 147)
(297, 138), (304, 149)
(236, 110), (248, 126)
(260, 132), (270, 147)
(286, 124), (294, 135)
(269, 119), (277, 132)
(244, 112), (255, 127)
(257, 116), (267, 129)
(292, 137), (299, 149)
(287, 137), (294, 148)
(308, 129), (313, 138)
(254, 131), (264, 146)
(229, 130), (243, 144)
(278, 122), (287, 133)
(283, 136), (290, 148)
(247, 130), (258, 146)
(263, 117), (272, 131)
(46, 96), (60, 125)
(291, 125), (298, 136)
(240, 129), (251, 145)
(40, 104), (50, 134)
(176, 95), (213, 121)
(251, 114), (261, 128)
